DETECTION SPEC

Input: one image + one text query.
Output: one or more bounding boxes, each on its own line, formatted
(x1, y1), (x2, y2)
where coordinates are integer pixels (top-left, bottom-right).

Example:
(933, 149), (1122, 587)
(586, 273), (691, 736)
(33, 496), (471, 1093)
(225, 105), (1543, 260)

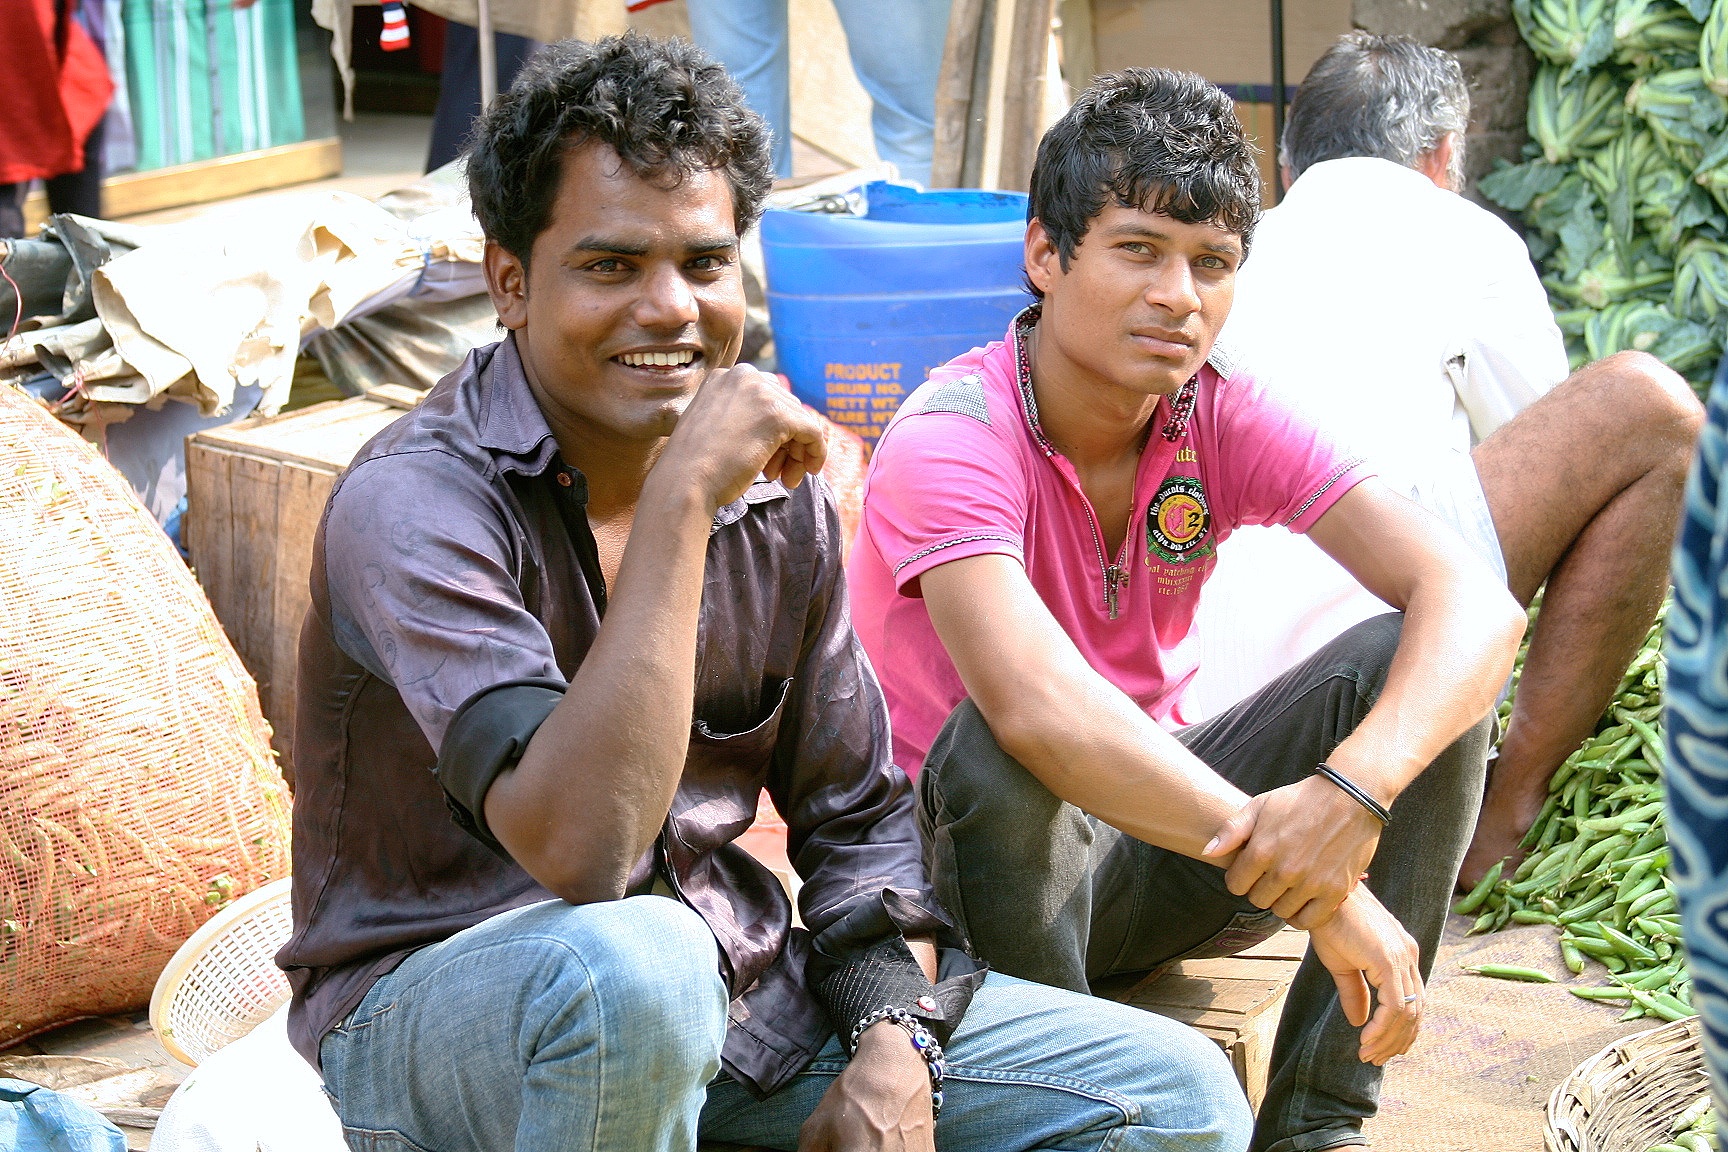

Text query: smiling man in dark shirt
(277, 33), (1251, 1152)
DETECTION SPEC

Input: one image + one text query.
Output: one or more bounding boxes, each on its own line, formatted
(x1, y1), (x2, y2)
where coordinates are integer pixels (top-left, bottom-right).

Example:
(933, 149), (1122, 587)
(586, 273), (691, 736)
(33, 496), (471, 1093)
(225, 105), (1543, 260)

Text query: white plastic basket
(148, 877), (295, 1067)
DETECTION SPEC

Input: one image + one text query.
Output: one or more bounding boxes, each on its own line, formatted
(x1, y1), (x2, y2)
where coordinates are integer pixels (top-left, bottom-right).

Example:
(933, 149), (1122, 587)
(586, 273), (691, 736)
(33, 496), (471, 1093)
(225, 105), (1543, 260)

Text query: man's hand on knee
(1205, 774), (1382, 930)
(1307, 888), (1424, 1066)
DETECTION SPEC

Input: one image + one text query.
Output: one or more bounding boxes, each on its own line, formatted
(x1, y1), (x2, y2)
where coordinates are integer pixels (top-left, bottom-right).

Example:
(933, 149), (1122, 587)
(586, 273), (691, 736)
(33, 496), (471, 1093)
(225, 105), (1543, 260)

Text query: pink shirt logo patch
(1147, 474), (1213, 566)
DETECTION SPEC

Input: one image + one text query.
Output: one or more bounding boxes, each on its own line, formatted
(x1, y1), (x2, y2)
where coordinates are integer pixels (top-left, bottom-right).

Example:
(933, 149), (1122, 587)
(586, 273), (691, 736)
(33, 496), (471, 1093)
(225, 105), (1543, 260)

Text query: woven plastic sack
(0, 386), (290, 1047)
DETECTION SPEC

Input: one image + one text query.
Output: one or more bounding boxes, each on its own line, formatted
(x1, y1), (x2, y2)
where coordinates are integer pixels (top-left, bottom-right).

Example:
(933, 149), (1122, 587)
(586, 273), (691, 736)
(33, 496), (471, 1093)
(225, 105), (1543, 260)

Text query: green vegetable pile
(1646, 1094), (1716, 1152)
(1453, 601), (1691, 1022)
(1481, 0), (1728, 388)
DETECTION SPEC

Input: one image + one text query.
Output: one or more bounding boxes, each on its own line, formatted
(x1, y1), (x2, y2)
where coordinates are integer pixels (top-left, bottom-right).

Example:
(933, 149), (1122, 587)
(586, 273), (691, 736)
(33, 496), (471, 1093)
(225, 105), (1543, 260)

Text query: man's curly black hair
(1028, 69), (1262, 297)
(466, 32), (774, 264)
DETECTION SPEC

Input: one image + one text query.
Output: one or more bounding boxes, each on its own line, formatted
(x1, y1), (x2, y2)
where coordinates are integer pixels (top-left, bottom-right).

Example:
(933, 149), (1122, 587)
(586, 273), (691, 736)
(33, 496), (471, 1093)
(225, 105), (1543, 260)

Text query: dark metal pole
(1270, 0), (1286, 200)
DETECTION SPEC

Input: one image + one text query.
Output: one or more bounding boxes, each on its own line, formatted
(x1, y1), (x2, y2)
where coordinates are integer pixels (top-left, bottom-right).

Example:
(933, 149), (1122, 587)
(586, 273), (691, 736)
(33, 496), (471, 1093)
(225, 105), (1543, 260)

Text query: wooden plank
(23, 138), (342, 232)
(363, 384), (426, 410)
(195, 402), (399, 473)
(227, 454), (285, 695)
(931, 0), (989, 189)
(185, 444), (237, 642)
(998, 0), (1059, 191)
(1173, 956), (1303, 982)
(1238, 927), (1310, 961)
(1058, 0), (1097, 90)
(1124, 973), (1288, 1017)
(1104, 941), (1301, 1112)
(186, 394), (422, 765)
(267, 465), (337, 778)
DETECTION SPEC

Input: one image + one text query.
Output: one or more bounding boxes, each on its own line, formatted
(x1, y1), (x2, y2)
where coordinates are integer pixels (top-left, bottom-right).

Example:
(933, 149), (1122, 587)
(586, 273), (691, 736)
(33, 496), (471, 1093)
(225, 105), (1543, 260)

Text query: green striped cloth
(119, 0), (305, 171)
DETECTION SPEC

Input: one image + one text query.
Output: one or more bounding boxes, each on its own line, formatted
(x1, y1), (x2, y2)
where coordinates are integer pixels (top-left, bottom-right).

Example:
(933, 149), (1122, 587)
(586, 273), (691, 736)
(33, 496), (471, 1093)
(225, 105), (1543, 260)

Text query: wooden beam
(931, 0), (989, 189)
(23, 137), (342, 232)
(1059, 0), (1097, 92)
(997, 0), (1059, 191)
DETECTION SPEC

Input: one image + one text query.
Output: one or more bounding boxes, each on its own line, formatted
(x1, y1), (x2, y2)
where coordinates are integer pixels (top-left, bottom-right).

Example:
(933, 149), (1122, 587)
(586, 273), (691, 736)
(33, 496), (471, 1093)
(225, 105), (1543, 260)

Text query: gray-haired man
(1188, 32), (1704, 886)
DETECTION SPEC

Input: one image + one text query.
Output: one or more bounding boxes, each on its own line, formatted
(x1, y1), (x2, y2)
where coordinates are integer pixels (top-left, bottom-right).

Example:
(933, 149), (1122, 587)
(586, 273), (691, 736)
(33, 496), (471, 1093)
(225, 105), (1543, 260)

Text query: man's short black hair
(1026, 69), (1262, 296)
(466, 32), (774, 263)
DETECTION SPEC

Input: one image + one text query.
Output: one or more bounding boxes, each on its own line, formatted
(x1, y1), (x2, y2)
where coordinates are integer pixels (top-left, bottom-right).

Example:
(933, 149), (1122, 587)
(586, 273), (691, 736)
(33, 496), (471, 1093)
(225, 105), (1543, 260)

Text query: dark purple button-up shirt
(278, 336), (965, 1095)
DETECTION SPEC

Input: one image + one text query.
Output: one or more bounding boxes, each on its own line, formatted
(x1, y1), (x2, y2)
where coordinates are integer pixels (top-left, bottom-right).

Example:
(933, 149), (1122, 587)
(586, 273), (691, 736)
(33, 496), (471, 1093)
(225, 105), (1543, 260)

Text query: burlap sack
(0, 386), (291, 1046)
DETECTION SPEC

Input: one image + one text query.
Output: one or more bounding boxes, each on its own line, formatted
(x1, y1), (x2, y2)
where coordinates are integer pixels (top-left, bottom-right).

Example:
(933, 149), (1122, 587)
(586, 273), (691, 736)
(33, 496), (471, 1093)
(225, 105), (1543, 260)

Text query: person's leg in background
(44, 117), (105, 218)
(1663, 364), (1728, 1133)
(318, 896), (728, 1152)
(832, 0), (951, 187)
(701, 971), (1254, 1152)
(0, 187), (25, 239)
(425, 22), (543, 173)
(685, 0), (794, 179)
(1459, 350), (1705, 886)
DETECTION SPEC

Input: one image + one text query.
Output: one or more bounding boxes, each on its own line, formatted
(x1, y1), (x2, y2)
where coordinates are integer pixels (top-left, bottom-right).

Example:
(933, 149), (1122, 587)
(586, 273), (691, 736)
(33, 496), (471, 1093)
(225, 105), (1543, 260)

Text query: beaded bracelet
(847, 1006), (946, 1119)
(1315, 763), (1392, 826)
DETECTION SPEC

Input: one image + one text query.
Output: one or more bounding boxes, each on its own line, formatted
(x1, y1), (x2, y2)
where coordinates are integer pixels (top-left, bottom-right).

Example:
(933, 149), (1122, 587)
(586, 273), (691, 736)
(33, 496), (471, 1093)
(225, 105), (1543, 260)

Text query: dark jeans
(426, 22), (542, 172)
(917, 613), (1492, 1152)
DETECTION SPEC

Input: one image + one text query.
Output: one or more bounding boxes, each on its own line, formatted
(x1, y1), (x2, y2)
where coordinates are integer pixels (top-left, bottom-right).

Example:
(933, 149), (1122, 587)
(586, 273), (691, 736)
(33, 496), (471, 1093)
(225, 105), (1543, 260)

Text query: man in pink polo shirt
(849, 70), (1525, 1152)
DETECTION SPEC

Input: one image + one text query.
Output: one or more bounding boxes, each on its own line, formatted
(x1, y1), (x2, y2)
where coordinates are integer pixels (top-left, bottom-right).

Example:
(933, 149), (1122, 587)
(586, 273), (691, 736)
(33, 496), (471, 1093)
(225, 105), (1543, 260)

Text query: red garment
(0, 0), (113, 185)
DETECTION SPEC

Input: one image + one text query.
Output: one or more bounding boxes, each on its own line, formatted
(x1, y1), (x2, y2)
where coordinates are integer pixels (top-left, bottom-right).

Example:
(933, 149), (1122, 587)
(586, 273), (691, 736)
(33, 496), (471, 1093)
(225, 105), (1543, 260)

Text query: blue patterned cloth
(1666, 361), (1728, 1127)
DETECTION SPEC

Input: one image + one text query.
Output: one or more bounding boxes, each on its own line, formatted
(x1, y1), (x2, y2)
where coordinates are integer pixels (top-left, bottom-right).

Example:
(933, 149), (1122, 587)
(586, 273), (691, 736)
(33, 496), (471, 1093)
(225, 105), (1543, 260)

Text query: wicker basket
(149, 877), (294, 1067)
(1546, 1017), (1708, 1152)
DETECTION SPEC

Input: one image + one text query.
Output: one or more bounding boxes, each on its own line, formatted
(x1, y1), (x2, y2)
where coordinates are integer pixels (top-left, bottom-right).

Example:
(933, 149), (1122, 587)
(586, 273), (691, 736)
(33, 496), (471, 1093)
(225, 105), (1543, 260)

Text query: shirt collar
(1283, 156), (1438, 207)
(475, 334), (561, 478)
(1006, 303), (1199, 455)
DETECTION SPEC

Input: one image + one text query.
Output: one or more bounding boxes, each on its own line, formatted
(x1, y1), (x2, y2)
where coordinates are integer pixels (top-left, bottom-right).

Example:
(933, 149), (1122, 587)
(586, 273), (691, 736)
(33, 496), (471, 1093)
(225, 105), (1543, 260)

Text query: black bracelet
(848, 1006), (946, 1119)
(1314, 763), (1392, 826)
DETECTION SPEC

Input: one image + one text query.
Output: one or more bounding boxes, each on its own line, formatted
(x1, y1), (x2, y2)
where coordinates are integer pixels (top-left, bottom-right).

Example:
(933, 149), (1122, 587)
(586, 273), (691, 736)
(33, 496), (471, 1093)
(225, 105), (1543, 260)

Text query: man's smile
(612, 345), (705, 375)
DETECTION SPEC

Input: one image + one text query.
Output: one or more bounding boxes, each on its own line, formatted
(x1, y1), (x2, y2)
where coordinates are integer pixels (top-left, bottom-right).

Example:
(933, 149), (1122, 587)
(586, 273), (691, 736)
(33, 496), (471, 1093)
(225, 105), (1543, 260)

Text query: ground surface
(1363, 914), (1659, 1151)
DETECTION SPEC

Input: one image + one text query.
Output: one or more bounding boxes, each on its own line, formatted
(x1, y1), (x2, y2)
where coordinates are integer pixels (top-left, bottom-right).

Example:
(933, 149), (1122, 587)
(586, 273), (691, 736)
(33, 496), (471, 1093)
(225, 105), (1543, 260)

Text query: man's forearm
(1324, 573), (1521, 808)
(484, 475), (716, 902)
(924, 556), (1249, 862)
(1307, 480), (1525, 809)
(993, 661), (1249, 861)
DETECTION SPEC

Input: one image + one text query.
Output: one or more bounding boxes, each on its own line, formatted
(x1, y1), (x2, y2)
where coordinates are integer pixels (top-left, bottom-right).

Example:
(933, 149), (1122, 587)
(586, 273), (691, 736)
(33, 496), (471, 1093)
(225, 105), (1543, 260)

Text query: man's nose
(1145, 261), (1201, 319)
(634, 262), (700, 329)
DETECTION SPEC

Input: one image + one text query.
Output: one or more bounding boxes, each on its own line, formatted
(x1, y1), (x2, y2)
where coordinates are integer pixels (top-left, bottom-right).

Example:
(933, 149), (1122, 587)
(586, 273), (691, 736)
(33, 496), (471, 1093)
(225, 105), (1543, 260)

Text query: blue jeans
(684, 0), (952, 184)
(319, 897), (1252, 1151)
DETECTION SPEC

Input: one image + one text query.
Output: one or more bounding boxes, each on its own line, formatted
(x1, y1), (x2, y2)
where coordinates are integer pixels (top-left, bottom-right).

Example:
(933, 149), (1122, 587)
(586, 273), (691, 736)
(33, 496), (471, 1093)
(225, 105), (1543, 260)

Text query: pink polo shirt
(848, 310), (1374, 776)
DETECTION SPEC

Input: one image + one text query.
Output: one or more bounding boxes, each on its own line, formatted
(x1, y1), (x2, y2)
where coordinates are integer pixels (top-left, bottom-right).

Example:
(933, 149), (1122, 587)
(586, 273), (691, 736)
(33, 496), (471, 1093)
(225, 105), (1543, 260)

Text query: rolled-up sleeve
(770, 482), (982, 1043)
(321, 450), (565, 844)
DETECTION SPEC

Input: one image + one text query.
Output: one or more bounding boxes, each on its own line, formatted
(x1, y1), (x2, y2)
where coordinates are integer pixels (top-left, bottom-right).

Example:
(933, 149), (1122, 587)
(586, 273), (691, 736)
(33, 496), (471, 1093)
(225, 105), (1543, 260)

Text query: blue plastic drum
(760, 182), (1031, 447)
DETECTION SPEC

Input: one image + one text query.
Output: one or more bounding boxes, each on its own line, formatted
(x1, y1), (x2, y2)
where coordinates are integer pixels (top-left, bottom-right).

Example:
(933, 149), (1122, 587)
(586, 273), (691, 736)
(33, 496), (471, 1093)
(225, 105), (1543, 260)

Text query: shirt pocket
(676, 678), (794, 851)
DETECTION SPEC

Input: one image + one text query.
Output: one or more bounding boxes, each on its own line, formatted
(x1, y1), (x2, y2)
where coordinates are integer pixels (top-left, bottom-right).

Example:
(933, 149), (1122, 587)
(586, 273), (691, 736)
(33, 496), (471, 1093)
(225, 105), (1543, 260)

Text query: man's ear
(1415, 133), (1458, 191)
(484, 239), (530, 330)
(1024, 217), (1062, 297)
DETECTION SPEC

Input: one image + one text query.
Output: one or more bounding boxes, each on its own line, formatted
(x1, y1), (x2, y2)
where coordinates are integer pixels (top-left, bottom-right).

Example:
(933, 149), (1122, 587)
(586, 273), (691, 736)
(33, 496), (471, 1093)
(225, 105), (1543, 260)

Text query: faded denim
(319, 898), (1252, 1151)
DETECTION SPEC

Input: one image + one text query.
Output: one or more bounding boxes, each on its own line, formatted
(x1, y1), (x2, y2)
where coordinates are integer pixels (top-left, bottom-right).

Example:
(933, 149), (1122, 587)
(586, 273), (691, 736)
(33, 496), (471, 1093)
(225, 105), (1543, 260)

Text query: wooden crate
(1102, 927), (1307, 1111)
(184, 386), (423, 774)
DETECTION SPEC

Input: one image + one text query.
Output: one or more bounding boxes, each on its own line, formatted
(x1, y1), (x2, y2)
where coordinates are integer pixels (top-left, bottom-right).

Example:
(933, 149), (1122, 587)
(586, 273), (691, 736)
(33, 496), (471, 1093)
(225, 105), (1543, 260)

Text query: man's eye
(588, 258), (625, 273)
(689, 255), (731, 271)
(1122, 242), (1151, 255)
(1198, 255), (1228, 270)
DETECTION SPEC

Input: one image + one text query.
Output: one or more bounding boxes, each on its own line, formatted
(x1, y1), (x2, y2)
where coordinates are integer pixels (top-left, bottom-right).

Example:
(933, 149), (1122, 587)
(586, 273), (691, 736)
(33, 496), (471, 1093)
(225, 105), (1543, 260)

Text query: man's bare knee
(1584, 351), (1704, 452)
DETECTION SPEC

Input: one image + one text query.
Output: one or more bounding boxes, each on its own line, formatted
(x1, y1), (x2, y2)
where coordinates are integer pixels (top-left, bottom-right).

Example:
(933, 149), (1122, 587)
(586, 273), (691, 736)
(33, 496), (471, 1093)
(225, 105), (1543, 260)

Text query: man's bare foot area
(1457, 783), (1548, 891)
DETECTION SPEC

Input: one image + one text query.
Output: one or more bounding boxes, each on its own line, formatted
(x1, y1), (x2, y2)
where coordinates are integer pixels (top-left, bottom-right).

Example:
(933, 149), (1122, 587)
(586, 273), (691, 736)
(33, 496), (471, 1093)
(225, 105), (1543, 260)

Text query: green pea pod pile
(1645, 1094), (1716, 1152)
(1483, 0), (1728, 392)
(1454, 600), (1692, 1023)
